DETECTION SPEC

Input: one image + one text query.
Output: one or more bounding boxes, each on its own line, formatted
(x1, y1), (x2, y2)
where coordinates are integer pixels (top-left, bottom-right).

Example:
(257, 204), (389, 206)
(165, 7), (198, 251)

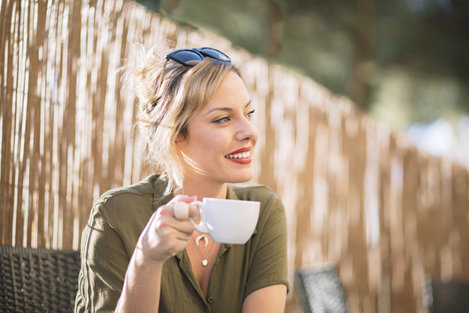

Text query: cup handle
(189, 201), (209, 233)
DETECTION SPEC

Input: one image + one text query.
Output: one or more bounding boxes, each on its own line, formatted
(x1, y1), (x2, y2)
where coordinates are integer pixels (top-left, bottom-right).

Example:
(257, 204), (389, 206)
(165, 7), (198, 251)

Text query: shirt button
(207, 296), (215, 303)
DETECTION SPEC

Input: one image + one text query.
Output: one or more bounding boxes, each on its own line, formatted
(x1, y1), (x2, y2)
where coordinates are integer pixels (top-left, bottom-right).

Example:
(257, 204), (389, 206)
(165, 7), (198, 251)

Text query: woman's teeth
(225, 152), (250, 159)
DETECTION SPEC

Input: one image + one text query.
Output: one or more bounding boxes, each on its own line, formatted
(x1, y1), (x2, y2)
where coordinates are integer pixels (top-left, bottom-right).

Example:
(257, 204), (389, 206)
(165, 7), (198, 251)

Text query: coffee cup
(189, 198), (260, 244)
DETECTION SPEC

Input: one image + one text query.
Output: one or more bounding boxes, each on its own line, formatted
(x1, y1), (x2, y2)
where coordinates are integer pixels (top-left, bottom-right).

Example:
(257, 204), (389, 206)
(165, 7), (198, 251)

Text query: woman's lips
(225, 147), (252, 164)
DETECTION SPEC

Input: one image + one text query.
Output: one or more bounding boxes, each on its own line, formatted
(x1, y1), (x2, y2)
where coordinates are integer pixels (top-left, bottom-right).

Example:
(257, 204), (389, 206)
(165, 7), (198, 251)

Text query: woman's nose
(236, 117), (258, 142)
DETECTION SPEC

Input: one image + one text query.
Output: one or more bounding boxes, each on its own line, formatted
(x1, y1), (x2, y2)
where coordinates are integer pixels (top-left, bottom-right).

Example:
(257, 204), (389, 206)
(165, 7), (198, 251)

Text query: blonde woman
(74, 47), (288, 313)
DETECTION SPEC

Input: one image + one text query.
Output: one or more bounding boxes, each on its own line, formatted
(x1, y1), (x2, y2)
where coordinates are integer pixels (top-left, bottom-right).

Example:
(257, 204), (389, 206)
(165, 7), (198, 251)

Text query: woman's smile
(224, 147), (252, 164)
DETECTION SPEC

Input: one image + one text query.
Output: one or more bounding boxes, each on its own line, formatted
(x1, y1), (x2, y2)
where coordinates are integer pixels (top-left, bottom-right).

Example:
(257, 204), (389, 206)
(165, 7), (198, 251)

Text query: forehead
(203, 71), (250, 109)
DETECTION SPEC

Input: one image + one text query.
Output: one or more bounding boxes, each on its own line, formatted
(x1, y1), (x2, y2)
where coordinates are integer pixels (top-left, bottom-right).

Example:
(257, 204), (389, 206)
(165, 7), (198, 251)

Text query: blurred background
(2, 1), (468, 312)
(137, 0), (469, 168)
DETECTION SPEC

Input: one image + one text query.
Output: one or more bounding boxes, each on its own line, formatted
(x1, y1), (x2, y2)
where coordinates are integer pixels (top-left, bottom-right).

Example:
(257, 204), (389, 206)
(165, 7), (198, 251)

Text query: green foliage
(135, 0), (469, 125)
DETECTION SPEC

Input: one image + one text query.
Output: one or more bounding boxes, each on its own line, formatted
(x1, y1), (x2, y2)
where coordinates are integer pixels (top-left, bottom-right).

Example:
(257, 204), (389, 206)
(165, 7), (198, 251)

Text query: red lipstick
(225, 147), (252, 164)
(227, 147), (251, 155)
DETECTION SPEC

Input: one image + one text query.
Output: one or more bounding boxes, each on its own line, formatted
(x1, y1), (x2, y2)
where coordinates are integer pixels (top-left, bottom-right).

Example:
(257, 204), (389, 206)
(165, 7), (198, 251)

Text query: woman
(74, 47), (288, 313)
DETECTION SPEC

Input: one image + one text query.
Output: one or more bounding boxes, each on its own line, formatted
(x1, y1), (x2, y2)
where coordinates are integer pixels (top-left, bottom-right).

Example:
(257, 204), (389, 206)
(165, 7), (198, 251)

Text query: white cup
(190, 198), (260, 244)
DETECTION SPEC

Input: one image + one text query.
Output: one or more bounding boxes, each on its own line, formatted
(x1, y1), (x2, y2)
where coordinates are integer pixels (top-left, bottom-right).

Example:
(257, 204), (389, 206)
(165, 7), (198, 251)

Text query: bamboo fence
(1, 1), (468, 312)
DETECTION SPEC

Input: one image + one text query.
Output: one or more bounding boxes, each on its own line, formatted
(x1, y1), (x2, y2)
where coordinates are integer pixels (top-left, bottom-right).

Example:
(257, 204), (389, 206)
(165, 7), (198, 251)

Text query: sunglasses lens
(197, 47), (231, 62)
(166, 47), (231, 66)
(167, 49), (203, 66)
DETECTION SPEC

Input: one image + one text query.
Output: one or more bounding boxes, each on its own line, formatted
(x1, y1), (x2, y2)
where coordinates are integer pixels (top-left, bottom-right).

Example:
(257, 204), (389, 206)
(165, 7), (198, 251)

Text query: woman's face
(176, 71), (258, 186)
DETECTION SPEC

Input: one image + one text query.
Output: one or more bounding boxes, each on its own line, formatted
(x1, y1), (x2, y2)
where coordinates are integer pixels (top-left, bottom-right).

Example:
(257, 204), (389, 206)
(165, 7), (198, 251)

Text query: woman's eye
(212, 116), (231, 124)
(246, 109), (255, 118)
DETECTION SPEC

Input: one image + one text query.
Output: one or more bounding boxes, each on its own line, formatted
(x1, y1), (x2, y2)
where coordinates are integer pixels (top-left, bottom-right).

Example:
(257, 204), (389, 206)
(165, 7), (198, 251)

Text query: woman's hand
(116, 195), (198, 313)
(135, 195), (199, 264)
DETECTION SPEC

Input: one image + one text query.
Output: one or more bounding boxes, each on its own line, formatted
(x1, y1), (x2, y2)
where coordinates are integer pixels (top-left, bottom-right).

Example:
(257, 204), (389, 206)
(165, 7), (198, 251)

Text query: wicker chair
(295, 265), (349, 313)
(424, 276), (469, 313)
(0, 245), (81, 313)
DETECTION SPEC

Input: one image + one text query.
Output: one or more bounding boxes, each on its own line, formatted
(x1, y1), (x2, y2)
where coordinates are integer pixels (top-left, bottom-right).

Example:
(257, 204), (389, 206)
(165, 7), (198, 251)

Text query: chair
(0, 245), (81, 313)
(295, 265), (349, 313)
(423, 276), (469, 313)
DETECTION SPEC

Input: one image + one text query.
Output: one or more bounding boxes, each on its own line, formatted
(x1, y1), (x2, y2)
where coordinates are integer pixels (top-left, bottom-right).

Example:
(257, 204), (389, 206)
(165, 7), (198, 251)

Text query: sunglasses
(150, 47), (232, 110)
(166, 47), (231, 66)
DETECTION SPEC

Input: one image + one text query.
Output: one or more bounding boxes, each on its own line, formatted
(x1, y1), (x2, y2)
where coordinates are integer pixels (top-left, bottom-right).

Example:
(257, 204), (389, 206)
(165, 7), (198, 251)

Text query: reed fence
(1, 1), (468, 312)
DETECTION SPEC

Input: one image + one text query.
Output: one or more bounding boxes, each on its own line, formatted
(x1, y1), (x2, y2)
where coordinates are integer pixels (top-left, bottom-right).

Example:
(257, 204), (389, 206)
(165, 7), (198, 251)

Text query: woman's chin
(227, 172), (253, 184)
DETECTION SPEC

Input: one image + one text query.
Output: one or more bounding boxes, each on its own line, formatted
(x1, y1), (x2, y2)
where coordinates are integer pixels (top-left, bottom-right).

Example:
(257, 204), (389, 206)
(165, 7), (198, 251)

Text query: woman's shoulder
(97, 175), (156, 206)
(90, 175), (162, 229)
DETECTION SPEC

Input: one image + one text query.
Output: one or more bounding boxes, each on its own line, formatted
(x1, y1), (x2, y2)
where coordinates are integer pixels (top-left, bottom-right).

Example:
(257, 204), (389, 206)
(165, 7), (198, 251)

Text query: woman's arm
(114, 248), (164, 313)
(114, 195), (198, 313)
(242, 285), (287, 313)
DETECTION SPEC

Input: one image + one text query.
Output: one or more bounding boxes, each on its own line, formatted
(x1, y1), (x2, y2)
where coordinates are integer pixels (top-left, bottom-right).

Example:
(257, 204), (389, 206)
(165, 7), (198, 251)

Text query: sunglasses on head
(166, 47), (231, 66)
(150, 47), (232, 111)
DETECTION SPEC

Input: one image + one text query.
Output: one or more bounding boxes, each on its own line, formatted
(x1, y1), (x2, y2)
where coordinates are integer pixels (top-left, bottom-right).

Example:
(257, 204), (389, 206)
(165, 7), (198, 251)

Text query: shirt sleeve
(243, 190), (289, 298)
(74, 201), (130, 313)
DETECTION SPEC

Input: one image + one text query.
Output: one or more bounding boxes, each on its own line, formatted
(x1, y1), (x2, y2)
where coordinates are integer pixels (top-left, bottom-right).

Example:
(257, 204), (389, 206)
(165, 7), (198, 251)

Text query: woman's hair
(130, 46), (239, 192)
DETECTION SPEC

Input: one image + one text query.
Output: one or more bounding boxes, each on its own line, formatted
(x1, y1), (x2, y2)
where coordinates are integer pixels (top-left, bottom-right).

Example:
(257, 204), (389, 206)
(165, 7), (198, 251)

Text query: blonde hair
(131, 47), (239, 192)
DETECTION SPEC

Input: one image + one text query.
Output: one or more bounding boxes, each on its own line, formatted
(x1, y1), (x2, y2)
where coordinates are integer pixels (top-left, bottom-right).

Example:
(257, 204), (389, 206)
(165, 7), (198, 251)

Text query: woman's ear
(175, 128), (188, 146)
(174, 135), (187, 153)
(175, 134), (183, 146)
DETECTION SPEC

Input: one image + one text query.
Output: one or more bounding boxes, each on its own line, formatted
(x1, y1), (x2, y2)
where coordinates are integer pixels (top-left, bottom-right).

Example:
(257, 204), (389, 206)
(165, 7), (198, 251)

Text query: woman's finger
(173, 201), (189, 220)
(188, 203), (200, 220)
(157, 204), (195, 237)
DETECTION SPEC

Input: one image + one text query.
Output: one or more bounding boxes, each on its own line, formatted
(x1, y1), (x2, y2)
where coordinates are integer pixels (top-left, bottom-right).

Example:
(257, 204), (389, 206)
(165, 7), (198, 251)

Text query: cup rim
(202, 197), (260, 205)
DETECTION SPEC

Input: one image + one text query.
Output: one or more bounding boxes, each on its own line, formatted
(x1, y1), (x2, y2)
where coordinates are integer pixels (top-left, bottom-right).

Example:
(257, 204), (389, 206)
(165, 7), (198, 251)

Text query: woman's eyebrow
(204, 100), (253, 115)
(205, 107), (232, 115)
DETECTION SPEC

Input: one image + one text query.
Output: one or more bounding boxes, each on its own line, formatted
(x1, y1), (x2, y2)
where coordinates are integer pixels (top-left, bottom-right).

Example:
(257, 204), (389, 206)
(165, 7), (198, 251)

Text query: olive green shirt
(74, 174), (288, 313)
